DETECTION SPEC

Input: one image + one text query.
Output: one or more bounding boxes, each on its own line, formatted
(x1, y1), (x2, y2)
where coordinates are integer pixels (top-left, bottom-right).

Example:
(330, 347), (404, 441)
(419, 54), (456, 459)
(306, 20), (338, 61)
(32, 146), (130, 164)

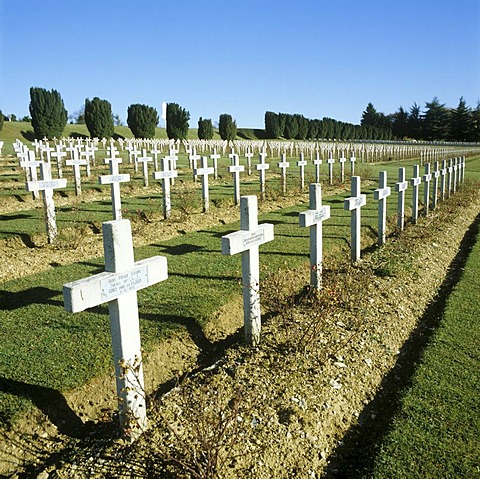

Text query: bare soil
(1, 177), (479, 478)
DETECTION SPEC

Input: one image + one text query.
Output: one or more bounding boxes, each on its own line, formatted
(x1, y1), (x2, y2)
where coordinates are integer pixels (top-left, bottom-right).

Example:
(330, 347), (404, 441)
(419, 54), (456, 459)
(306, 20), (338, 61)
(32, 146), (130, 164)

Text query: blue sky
(1, 0), (479, 128)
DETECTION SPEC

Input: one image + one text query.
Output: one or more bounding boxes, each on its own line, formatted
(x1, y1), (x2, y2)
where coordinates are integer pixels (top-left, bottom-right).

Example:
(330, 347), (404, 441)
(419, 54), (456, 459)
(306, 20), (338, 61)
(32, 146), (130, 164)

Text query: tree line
(1, 87), (478, 143)
(265, 97), (480, 143)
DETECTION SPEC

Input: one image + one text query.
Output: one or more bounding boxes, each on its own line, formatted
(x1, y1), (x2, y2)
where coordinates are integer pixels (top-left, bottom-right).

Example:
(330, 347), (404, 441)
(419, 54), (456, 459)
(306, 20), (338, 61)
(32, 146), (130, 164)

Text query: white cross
(256, 151), (269, 198)
(51, 145), (67, 178)
(99, 151), (131, 220)
(26, 161), (67, 243)
(277, 153), (290, 195)
(339, 153), (347, 183)
(344, 176), (366, 262)
(228, 154), (245, 205)
(66, 149), (87, 196)
(395, 167), (408, 231)
(194, 157), (215, 212)
(137, 149), (153, 187)
(410, 165), (421, 224)
(350, 154), (356, 176)
(153, 157), (178, 219)
(222, 196), (274, 346)
(422, 163), (432, 217)
(299, 183), (331, 289)
(151, 145), (162, 170)
(129, 146), (141, 172)
(452, 158), (459, 193)
(63, 219), (168, 439)
(245, 148), (254, 175)
(210, 148), (221, 180)
(297, 153), (308, 191)
(313, 151), (322, 183)
(447, 158), (453, 196)
(41, 143), (55, 162)
(373, 171), (391, 246)
(20, 150), (41, 200)
(327, 155), (335, 185)
(440, 159), (447, 201)
(189, 148), (202, 181)
(432, 161), (440, 210)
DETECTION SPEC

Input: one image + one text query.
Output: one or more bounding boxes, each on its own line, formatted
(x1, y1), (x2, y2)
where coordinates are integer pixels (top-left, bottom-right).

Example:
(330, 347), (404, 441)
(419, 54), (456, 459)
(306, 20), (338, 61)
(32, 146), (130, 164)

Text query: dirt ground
(1, 175), (479, 478)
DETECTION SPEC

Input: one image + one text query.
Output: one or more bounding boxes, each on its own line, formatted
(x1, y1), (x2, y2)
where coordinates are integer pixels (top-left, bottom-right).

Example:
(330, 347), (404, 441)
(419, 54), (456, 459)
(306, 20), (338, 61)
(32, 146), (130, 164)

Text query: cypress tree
(127, 103), (159, 138)
(29, 87), (68, 138)
(198, 117), (214, 140)
(84, 97), (114, 138)
(219, 114), (237, 141)
(166, 103), (190, 140)
(265, 111), (282, 138)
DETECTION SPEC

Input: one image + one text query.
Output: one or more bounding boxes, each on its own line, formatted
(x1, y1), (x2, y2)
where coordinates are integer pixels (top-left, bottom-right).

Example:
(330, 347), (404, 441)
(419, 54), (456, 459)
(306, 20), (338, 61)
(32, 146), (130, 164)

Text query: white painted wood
(422, 163), (432, 216)
(51, 145), (66, 178)
(447, 159), (453, 197)
(189, 148), (201, 182)
(137, 149), (153, 187)
(228, 154), (245, 205)
(327, 155), (335, 185)
(313, 151), (322, 183)
(395, 167), (408, 230)
(373, 171), (391, 246)
(245, 148), (254, 175)
(344, 176), (366, 262)
(432, 161), (440, 210)
(65, 149), (87, 196)
(339, 153), (346, 183)
(452, 158), (458, 193)
(440, 159), (447, 201)
(256, 151), (269, 198)
(63, 220), (168, 439)
(210, 148), (221, 180)
(410, 165), (421, 224)
(153, 157), (178, 219)
(221, 196), (274, 345)
(21, 150), (41, 200)
(277, 153), (290, 195)
(194, 156), (214, 212)
(100, 152), (130, 220)
(297, 153), (308, 191)
(299, 183), (330, 289)
(26, 161), (67, 243)
(350, 154), (356, 176)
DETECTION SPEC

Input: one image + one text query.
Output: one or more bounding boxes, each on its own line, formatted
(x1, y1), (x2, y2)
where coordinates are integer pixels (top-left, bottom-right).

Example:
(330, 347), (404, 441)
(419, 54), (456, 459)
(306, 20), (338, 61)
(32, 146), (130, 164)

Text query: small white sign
(100, 266), (149, 301)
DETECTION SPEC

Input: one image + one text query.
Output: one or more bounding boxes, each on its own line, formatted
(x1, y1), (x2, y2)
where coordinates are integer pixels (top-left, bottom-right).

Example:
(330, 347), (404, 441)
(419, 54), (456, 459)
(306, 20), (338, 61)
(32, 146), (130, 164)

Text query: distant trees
(127, 103), (159, 138)
(219, 114), (237, 140)
(264, 111), (283, 138)
(29, 87), (68, 138)
(84, 97), (114, 138)
(166, 103), (190, 140)
(198, 117), (214, 140)
(0, 110), (3, 131)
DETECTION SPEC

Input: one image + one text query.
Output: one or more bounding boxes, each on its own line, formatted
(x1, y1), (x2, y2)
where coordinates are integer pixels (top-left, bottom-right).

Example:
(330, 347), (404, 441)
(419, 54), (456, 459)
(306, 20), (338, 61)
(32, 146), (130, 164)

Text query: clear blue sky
(1, 0), (479, 128)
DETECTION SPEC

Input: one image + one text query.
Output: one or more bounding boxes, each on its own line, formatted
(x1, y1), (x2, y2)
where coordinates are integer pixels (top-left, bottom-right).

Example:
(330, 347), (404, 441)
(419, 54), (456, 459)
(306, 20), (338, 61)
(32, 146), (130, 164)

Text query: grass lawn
(371, 217), (480, 478)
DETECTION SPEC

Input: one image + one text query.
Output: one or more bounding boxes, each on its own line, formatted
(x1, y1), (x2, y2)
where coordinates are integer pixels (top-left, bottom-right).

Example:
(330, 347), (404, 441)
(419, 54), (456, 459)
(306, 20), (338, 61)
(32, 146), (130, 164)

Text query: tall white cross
(222, 196), (274, 346)
(137, 149), (153, 187)
(395, 167), (408, 231)
(350, 153), (356, 176)
(327, 155), (335, 185)
(422, 163), (432, 217)
(99, 151), (131, 220)
(410, 165), (421, 224)
(313, 151), (322, 183)
(256, 151), (269, 198)
(344, 176), (366, 262)
(194, 156), (214, 212)
(20, 150), (41, 200)
(452, 158), (458, 193)
(51, 145), (67, 178)
(154, 156), (178, 219)
(299, 183), (331, 289)
(447, 159), (453, 197)
(228, 154), (245, 205)
(210, 148), (221, 180)
(440, 159), (447, 201)
(297, 153), (308, 191)
(63, 219), (168, 439)
(277, 153), (290, 195)
(432, 161), (440, 210)
(245, 148), (254, 175)
(339, 152), (347, 183)
(373, 171), (391, 246)
(26, 161), (67, 243)
(66, 149), (87, 196)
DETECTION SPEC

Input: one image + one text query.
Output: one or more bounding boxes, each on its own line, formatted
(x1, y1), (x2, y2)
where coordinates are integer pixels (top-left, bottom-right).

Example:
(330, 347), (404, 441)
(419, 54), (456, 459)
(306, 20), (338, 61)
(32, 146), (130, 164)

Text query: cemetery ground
(0, 133), (479, 477)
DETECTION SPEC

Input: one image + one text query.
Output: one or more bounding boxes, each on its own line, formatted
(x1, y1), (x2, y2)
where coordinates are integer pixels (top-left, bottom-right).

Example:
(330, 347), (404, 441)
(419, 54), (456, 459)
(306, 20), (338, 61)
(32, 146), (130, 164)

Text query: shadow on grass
(0, 287), (62, 310)
(323, 211), (480, 477)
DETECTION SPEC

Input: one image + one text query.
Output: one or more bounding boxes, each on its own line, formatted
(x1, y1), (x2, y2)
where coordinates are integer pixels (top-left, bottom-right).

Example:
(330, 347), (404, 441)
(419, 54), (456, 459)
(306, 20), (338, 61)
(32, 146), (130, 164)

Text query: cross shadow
(0, 378), (85, 437)
(0, 287), (62, 310)
(322, 211), (480, 477)
(154, 243), (205, 255)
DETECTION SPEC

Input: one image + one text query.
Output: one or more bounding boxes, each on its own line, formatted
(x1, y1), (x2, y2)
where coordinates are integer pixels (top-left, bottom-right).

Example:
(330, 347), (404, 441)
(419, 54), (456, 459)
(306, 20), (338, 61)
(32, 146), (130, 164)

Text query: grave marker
(447, 159), (453, 197)
(313, 151), (322, 183)
(432, 161), (440, 210)
(51, 145), (67, 178)
(327, 155), (335, 185)
(395, 167), (408, 230)
(20, 150), (41, 200)
(210, 148), (221, 180)
(440, 159), (447, 201)
(228, 153), (245, 205)
(245, 148), (254, 175)
(153, 156), (178, 219)
(350, 153), (356, 176)
(344, 176), (366, 262)
(63, 219), (168, 439)
(26, 161), (67, 243)
(422, 163), (432, 216)
(189, 148), (202, 182)
(66, 149), (87, 196)
(222, 196), (274, 346)
(137, 149), (153, 187)
(297, 153), (308, 191)
(194, 156), (214, 212)
(256, 151), (269, 198)
(339, 153), (347, 183)
(99, 151), (131, 220)
(410, 165), (421, 224)
(373, 171), (391, 246)
(452, 158), (458, 193)
(277, 153), (290, 195)
(299, 183), (331, 289)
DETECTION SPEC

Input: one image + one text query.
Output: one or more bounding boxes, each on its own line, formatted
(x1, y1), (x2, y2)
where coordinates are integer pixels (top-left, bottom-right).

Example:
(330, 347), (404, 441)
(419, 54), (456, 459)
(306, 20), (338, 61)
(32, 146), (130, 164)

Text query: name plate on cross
(344, 195), (367, 210)
(27, 178), (67, 191)
(222, 224), (274, 255)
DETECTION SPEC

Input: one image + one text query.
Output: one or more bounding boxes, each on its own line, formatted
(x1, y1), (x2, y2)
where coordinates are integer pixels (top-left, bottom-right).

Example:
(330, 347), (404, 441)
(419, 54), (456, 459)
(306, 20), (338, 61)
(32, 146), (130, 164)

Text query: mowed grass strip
(371, 223), (480, 478)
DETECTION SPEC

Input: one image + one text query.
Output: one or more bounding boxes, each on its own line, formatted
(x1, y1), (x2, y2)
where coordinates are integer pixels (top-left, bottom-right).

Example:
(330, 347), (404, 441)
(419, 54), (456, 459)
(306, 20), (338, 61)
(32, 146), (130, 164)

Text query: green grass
(371, 222), (480, 478)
